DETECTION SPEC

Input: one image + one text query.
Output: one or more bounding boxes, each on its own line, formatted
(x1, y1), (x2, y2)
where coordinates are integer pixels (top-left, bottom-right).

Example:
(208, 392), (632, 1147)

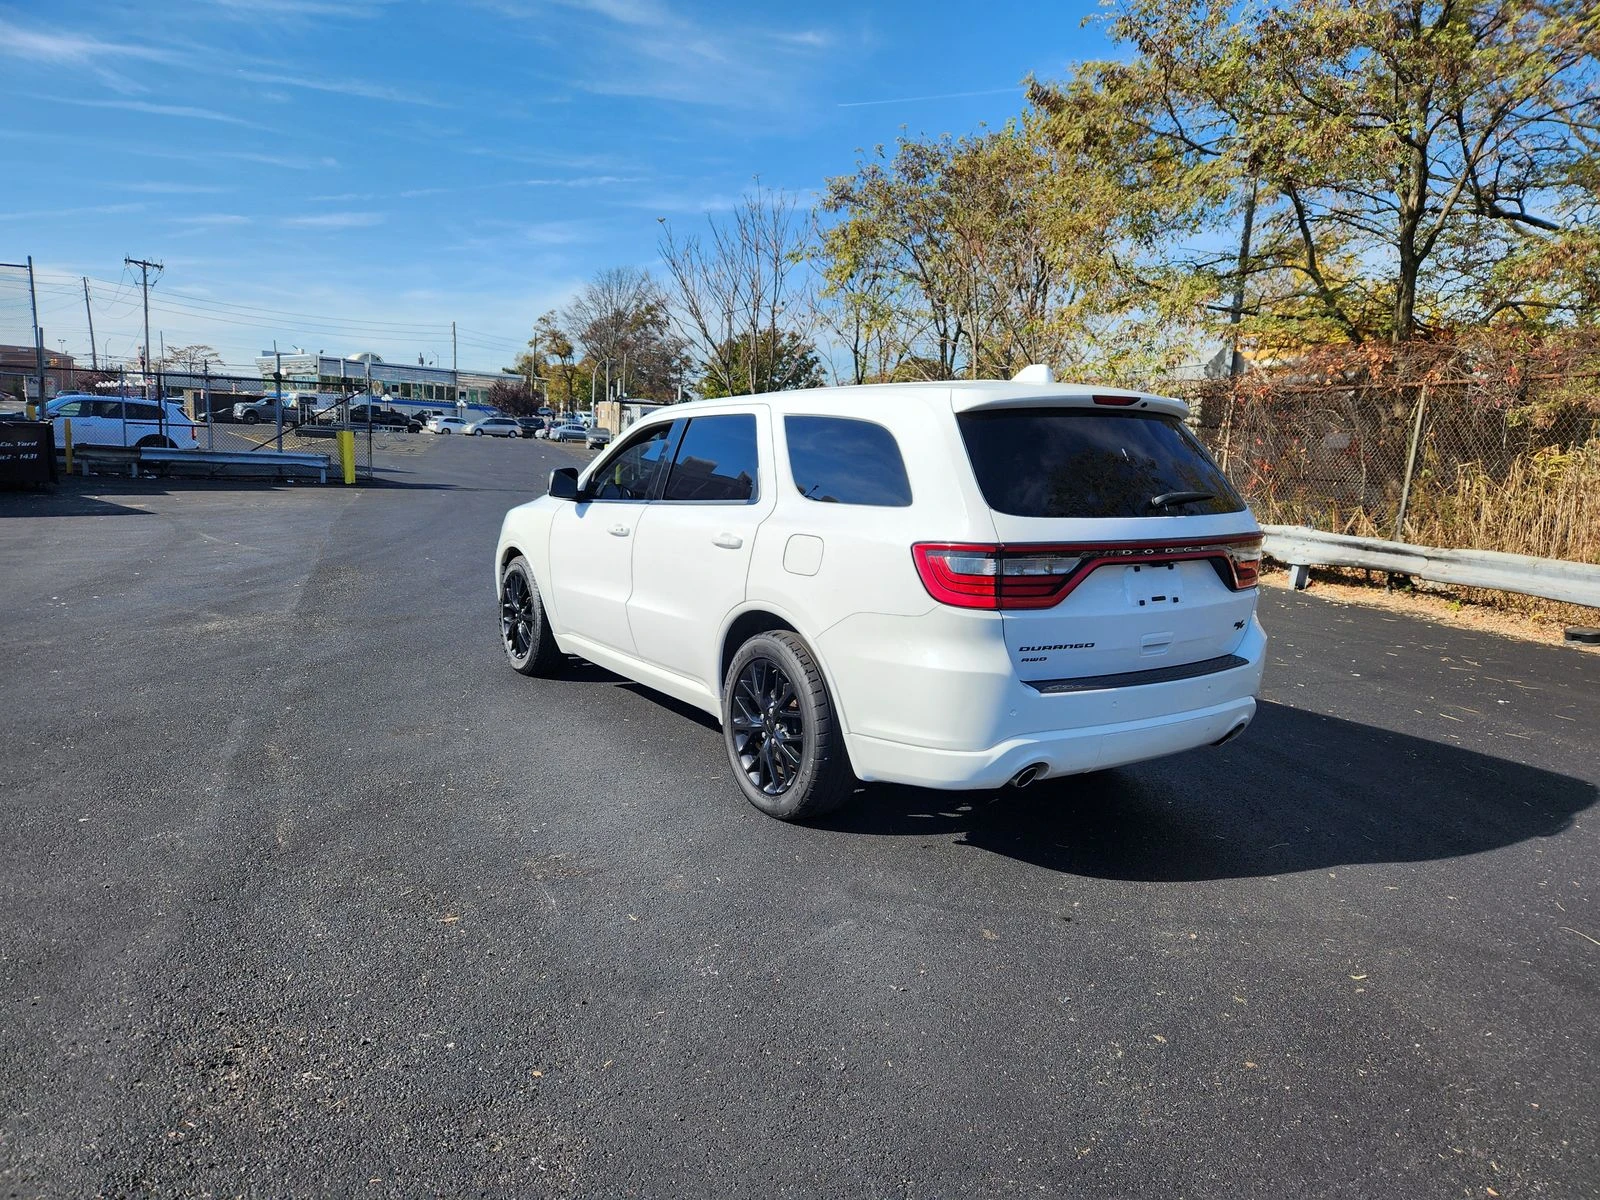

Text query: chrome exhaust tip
(1211, 720), (1250, 747)
(1009, 763), (1048, 789)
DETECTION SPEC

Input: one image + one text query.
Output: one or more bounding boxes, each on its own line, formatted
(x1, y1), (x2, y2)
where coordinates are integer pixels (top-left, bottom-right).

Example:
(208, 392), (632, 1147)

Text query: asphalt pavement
(2, 433), (1596, 1199)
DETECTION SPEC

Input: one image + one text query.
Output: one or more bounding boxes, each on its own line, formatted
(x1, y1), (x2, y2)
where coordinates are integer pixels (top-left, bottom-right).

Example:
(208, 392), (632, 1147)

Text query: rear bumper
(844, 694), (1256, 790)
(821, 609), (1267, 790)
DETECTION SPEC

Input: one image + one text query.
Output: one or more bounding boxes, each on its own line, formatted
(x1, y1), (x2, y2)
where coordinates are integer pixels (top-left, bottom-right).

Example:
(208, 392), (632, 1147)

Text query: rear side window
(958, 408), (1244, 518)
(663, 415), (758, 503)
(127, 402), (164, 421)
(786, 416), (912, 507)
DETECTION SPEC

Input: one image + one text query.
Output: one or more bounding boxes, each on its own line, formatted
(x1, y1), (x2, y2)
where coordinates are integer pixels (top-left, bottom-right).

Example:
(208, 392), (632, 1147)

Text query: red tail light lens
(914, 535), (1264, 609)
(912, 545), (1083, 610)
(1092, 393), (1139, 406)
(1225, 539), (1262, 588)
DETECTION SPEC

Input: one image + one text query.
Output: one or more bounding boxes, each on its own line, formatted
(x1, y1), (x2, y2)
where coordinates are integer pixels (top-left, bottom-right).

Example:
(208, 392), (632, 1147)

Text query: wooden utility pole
(82, 278), (98, 369)
(124, 256), (162, 410)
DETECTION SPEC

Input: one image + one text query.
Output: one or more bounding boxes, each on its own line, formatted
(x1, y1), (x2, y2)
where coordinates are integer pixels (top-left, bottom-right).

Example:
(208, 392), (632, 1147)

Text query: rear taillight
(914, 535), (1264, 610)
(912, 544), (1083, 610)
(1223, 540), (1262, 588)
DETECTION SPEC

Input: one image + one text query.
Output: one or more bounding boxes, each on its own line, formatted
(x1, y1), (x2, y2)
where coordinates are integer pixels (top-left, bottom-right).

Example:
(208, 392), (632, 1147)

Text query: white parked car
(45, 394), (200, 450)
(493, 367), (1266, 821)
(428, 416), (470, 434)
(466, 416), (523, 438)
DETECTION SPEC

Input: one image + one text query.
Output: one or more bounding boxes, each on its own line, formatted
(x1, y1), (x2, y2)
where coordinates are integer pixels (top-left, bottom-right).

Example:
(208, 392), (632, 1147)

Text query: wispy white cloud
(170, 213), (253, 226)
(503, 0), (835, 108)
(0, 203), (147, 222)
(0, 18), (181, 93)
(621, 191), (743, 215)
(207, 0), (394, 17)
(774, 30), (831, 49)
(837, 85), (1023, 108)
(282, 211), (386, 228)
(237, 69), (450, 107)
(40, 95), (264, 128)
(126, 182), (234, 195)
(224, 151), (341, 170)
(452, 218), (600, 249)
(399, 175), (645, 198)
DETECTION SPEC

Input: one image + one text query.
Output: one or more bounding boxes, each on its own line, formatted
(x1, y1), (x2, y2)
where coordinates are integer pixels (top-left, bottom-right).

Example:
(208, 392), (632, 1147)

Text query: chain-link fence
(0, 366), (418, 480)
(1183, 338), (1600, 573)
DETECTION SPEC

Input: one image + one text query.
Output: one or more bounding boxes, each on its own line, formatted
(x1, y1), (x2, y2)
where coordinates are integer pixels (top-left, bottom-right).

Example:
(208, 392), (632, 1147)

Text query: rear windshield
(957, 408), (1244, 519)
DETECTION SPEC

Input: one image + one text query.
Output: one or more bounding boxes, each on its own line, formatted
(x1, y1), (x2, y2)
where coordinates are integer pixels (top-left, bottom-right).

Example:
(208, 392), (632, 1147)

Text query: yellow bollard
(63, 417), (73, 475)
(337, 428), (356, 485)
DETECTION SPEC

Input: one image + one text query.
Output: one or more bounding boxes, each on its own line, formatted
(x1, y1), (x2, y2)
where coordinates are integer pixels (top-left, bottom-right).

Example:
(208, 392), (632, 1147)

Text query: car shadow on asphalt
(814, 700), (1597, 881)
(0, 488), (156, 517)
(1, 475), (341, 514)
(559, 658), (723, 732)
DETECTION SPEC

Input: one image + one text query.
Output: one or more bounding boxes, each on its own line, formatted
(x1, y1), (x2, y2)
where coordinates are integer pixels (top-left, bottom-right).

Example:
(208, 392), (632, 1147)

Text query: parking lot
(1, 432), (1596, 1198)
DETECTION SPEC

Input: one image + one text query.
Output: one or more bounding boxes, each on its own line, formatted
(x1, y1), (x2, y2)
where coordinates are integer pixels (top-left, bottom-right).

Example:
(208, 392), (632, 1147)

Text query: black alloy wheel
(729, 657), (805, 797)
(499, 556), (562, 676)
(722, 631), (855, 821)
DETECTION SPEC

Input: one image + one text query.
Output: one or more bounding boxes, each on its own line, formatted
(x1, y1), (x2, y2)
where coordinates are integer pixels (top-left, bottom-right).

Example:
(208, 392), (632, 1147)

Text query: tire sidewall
(500, 558), (541, 672)
(722, 634), (827, 820)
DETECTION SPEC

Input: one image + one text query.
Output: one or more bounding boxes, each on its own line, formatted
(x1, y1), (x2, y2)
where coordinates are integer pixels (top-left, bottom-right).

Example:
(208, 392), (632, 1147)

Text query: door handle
(609, 524), (630, 537)
(713, 532), (743, 550)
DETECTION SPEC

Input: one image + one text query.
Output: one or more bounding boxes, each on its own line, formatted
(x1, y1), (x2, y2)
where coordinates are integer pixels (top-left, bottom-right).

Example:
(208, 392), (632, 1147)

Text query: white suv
(45, 394), (200, 450)
(493, 369), (1266, 821)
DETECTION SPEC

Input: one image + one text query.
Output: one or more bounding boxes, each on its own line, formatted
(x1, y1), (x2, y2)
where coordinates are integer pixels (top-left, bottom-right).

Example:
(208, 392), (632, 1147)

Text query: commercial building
(592, 397), (669, 437)
(0, 344), (79, 401)
(253, 350), (506, 409)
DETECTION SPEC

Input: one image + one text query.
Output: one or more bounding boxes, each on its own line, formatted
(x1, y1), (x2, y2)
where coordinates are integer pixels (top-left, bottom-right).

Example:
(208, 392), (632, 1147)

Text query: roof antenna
(1012, 364), (1055, 384)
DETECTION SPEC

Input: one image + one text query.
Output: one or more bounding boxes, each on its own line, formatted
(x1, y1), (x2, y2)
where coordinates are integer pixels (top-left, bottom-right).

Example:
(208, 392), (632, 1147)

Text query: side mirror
(548, 466), (581, 501)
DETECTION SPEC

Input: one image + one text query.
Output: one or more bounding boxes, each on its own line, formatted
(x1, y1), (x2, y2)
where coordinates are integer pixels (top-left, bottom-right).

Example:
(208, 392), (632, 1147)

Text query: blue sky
(1, 0), (1118, 374)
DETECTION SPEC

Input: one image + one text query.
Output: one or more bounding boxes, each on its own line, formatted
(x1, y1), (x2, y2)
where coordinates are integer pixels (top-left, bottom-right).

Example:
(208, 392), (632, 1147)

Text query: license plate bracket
(1123, 562), (1184, 609)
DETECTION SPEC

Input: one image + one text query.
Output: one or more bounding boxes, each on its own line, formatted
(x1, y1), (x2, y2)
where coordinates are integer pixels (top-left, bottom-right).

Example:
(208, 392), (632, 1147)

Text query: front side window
(589, 422), (674, 501)
(663, 415), (759, 503)
(786, 416), (911, 507)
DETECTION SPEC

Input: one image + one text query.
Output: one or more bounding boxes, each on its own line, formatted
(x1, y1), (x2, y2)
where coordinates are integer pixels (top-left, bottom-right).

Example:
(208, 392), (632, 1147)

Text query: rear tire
(722, 631), (855, 821)
(135, 435), (175, 449)
(499, 556), (563, 677)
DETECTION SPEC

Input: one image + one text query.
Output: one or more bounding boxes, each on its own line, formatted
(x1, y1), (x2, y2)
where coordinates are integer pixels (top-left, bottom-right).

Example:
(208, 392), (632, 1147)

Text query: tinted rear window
(957, 408), (1244, 518)
(786, 416), (912, 507)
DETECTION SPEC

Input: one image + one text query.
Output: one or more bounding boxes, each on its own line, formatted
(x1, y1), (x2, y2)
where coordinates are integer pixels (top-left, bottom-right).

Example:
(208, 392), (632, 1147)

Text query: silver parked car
(585, 426), (613, 449)
(549, 423), (588, 443)
(466, 416), (524, 438)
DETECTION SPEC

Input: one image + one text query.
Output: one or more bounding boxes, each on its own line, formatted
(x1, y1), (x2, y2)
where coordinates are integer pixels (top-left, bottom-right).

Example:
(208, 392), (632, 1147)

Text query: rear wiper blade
(1148, 490), (1214, 510)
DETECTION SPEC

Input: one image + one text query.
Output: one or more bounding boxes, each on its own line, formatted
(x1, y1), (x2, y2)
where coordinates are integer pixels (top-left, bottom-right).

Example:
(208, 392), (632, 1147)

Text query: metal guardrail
(1262, 524), (1600, 609)
(141, 447), (330, 482)
(72, 445), (331, 483)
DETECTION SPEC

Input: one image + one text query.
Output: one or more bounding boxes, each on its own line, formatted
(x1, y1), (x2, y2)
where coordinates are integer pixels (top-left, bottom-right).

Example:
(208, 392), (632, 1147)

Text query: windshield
(957, 408), (1245, 519)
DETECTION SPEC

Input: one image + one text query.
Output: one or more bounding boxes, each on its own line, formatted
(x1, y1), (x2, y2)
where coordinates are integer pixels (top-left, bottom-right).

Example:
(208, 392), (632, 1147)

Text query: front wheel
(722, 631), (855, 821)
(242, 412), (259, 424)
(500, 556), (563, 676)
